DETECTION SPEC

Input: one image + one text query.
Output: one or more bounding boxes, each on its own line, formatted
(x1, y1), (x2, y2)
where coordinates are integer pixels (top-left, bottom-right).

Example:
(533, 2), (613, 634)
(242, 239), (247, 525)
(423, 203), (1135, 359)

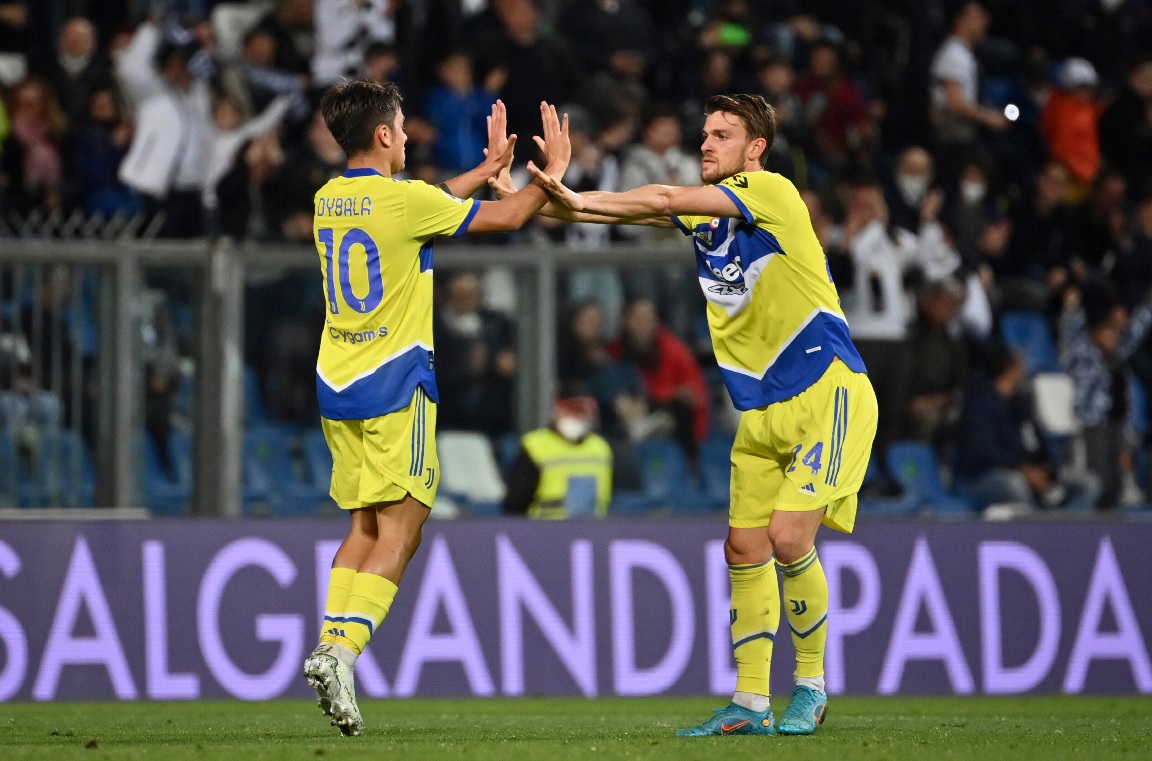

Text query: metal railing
(0, 238), (692, 515)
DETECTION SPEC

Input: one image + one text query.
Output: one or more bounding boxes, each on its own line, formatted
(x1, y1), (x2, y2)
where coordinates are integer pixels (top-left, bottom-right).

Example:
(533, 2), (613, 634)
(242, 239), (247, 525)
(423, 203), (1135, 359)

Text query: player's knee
(768, 527), (812, 565)
(724, 535), (768, 566)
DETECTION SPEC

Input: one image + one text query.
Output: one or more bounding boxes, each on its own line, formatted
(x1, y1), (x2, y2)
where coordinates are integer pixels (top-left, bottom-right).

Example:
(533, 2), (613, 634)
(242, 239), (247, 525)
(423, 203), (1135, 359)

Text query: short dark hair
(704, 93), (776, 166)
(319, 80), (403, 157)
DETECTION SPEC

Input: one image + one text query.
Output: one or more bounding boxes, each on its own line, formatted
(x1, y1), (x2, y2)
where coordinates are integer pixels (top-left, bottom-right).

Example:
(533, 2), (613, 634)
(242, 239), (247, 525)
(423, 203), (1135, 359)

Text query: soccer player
(304, 81), (569, 736)
(515, 94), (877, 736)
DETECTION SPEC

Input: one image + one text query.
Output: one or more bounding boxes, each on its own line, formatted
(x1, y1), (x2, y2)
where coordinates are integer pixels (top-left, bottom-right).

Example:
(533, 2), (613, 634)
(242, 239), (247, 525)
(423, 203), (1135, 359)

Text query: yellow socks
(729, 559), (779, 696)
(320, 567), (356, 645)
(779, 547), (828, 680)
(323, 572), (398, 655)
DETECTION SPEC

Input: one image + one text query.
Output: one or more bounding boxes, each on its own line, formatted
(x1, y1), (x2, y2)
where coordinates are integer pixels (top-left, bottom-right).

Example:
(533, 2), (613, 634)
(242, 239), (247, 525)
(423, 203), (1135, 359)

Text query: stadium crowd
(3, 0), (1152, 512)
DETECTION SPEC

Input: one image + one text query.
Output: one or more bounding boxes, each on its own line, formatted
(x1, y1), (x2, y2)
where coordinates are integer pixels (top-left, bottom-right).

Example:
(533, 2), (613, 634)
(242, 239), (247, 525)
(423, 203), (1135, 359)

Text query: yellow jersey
(672, 170), (866, 411)
(313, 168), (479, 419)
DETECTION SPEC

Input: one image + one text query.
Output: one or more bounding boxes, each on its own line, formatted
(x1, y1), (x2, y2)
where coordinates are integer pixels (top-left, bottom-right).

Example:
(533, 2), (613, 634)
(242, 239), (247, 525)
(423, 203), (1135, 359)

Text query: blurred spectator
(504, 386), (613, 518)
(434, 272), (517, 437)
(1116, 191), (1152, 310)
(1064, 168), (1130, 273)
(73, 85), (141, 218)
(557, 0), (656, 83)
(698, 0), (755, 52)
(546, 105), (626, 334)
(425, 49), (497, 176)
(955, 344), (1099, 511)
(885, 145), (935, 234)
(609, 299), (709, 461)
(114, 20), (211, 238)
(474, 0), (584, 147)
(985, 45), (1050, 193)
(311, 0), (396, 85)
(264, 109), (344, 242)
(753, 52), (803, 178)
(1059, 286), (1152, 508)
(929, 1), (1008, 184)
(904, 278), (969, 447)
(209, 93), (294, 232)
(618, 105), (697, 241)
(39, 17), (110, 123)
(0, 1), (27, 75)
(1041, 58), (1106, 190)
(363, 41), (401, 86)
(1100, 56), (1152, 203)
(943, 155), (1001, 272)
(557, 299), (647, 441)
(1, 77), (66, 215)
(251, 0), (314, 77)
(207, 94), (291, 239)
(1002, 161), (1076, 304)
(840, 176), (965, 490)
(794, 40), (872, 186)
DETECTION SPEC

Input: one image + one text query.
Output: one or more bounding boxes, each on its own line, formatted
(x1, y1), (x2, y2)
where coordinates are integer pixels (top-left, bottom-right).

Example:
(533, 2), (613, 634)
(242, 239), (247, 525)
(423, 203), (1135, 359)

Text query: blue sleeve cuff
(452, 200), (480, 238)
(671, 216), (692, 235)
(718, 185), (754, 224)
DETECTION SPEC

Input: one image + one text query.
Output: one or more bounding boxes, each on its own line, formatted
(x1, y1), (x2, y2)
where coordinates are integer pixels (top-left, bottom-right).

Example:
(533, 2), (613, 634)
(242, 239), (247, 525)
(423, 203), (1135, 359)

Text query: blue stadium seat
(633, 438), (710, 511)
(887, 441), (976, 515)
(24, 429), (95, 507)
(698, 434), (734, 510)
(609, 491), (661, 515)
(245, 426), (329, 515)
(497, 433), (521, 475)
(302, 429), (335, 495)
(244, 367), (269, 425)
(142, 430), (192, 515)
(1000, 311), (1060, 374)
(0, 428), (16, 506)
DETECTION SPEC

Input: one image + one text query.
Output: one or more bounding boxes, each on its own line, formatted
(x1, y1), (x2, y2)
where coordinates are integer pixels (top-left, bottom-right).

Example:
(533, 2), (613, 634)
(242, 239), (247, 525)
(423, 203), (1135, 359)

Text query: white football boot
(303, 643), (364, 737)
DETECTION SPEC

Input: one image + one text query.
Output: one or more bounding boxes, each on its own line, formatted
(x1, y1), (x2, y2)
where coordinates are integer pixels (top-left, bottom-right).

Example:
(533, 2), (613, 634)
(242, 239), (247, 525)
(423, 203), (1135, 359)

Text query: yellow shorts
(729, 360), (877, 533)
(321, 387), (439, 510)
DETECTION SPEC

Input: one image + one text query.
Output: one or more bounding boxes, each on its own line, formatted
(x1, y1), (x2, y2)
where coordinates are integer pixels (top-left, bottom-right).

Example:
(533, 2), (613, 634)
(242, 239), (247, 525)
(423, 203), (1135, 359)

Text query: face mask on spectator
(59, 52), (91, 77)
(556, 415), (593, 442)
(897, 175), (928, 205)
(961, 180), (987, 204)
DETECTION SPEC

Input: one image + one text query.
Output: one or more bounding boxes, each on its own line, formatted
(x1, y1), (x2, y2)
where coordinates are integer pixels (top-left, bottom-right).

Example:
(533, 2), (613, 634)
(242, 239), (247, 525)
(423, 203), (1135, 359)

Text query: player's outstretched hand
(532, 101), (570, 180)
(487, 168), (518, 199)
(526, 162), (584, 212)
(482, 99), (517, 174)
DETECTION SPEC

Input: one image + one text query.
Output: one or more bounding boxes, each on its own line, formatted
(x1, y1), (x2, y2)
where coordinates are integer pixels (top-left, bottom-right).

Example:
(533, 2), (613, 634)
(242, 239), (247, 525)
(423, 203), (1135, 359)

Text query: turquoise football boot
(676, 702), (776, 737)
(776, 685), (827, 735)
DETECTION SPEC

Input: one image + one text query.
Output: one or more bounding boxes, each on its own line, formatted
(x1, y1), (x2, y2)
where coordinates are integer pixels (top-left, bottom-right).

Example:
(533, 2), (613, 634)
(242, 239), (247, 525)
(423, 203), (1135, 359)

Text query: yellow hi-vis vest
(520, 428), (613, 519)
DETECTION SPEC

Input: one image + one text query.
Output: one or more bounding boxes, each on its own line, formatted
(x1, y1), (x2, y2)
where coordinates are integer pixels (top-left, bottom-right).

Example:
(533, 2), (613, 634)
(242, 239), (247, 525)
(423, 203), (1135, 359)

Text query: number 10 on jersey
(319, 227), (383, 314)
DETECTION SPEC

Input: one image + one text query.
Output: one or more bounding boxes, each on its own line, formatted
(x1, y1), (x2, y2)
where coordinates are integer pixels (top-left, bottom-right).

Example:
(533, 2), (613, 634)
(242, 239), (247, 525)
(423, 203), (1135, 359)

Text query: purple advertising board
(0, 518), (1149, 702)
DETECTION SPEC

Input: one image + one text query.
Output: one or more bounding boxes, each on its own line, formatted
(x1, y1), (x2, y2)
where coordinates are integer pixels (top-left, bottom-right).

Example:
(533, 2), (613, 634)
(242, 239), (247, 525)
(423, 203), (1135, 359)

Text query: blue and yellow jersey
(673, 170), (866, 411)
(313, 168), (479, 420)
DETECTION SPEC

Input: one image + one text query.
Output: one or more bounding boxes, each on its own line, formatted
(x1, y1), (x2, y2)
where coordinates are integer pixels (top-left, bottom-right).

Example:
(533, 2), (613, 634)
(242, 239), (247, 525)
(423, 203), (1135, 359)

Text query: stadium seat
(20, 428), (95, 507)
(609, 491), (661, 515)
(497, 432), (521, 475)
(633, 438), (708, 511)
(142, 430), (192, 516)
(887, 441), (976, 515)
(1000, 311), (1060, 374)
(0, 428), (16, 506)
(244, 367), (269, 425)
(698, 434), (734, 510)
(1033, 372), (1079, 435)
(245, 426), (329, 515)
(302, 429), (334, 491)
(437, 430), (506, 515)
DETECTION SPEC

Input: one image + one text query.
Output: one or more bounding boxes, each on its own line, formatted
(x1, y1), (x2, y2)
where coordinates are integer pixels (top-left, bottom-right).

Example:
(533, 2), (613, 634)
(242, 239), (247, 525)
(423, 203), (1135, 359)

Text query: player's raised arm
(439, 99), (518, 199)
(463, 102), (572, 234)
(527, 167), (742, 222)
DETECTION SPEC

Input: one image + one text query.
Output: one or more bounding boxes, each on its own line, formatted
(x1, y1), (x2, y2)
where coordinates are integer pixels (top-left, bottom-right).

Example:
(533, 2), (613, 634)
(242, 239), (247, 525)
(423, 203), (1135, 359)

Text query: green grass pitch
(2, 696), (1150, 760)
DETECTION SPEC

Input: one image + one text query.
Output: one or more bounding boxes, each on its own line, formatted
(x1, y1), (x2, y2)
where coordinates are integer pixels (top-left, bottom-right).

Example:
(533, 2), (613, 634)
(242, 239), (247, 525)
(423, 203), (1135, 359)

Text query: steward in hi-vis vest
(503, 391), (613, 518)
